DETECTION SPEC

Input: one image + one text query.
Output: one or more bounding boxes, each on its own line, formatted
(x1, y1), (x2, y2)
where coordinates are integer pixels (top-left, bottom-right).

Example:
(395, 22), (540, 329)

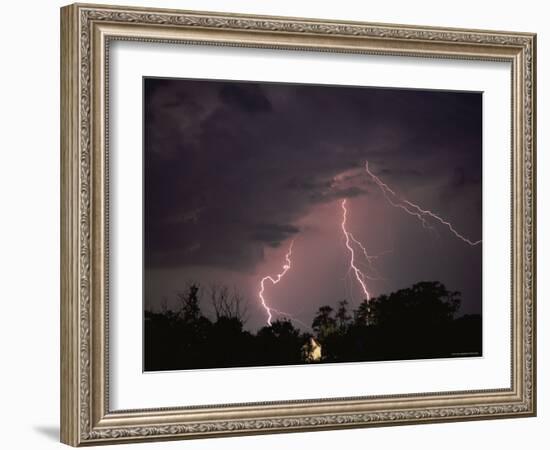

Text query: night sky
(144, 77), (482, 331)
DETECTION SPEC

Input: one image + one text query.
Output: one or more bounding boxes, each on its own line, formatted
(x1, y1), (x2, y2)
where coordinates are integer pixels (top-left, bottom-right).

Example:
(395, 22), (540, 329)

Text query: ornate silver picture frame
(61, 3), (536, 446)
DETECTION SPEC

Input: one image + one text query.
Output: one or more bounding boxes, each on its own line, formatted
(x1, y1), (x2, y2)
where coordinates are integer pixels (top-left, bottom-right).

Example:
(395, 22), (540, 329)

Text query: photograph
(57, 2), (536, 446)
(143, 77), (483, 371)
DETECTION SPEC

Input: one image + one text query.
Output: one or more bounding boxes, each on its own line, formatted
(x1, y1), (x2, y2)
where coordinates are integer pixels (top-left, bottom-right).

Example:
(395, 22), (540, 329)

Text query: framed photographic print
(60, 3), (537, 446)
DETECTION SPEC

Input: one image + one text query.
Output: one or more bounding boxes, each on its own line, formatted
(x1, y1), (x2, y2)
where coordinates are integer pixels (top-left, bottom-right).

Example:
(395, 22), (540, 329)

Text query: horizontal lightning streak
(402, 200), (482, 246)
(365, 162), (481, 246)
(269, 306), (310, 330)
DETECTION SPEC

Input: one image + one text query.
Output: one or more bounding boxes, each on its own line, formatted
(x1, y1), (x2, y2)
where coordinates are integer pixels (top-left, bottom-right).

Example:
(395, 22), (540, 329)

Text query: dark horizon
(144, 76), (482, 332)
(144, 279), (482, 371)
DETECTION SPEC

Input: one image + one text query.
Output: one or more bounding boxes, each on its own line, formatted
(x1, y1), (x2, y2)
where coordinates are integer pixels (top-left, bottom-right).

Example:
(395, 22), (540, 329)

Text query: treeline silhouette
(144, 281), (481, 371)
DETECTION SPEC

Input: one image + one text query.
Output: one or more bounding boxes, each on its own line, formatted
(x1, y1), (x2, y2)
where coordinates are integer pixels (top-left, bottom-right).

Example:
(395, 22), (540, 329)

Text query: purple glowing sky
(144, 77), (482, 331)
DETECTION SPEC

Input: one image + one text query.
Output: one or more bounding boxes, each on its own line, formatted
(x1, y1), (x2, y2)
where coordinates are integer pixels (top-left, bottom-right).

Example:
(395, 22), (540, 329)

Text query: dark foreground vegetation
(144, 281), (482, 371)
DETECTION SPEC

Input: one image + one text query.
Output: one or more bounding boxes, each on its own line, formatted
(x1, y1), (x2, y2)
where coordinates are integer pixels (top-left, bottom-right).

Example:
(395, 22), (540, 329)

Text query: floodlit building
(302, 337), (322, 362)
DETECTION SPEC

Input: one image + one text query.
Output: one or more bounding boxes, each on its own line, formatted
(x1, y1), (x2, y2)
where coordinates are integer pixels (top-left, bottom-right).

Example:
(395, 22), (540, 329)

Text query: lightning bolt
(255, 161), (477, 328)
(341, 199), (371, 301)
(349, 232), (387, 281)
(268, 306), (310, 330)
(258, 241), (298, 326)
(365, 162), (481, 246)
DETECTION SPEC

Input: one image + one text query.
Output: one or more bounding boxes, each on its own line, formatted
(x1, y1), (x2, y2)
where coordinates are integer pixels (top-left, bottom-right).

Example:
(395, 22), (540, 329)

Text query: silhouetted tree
(350, 281), (463, 360)
(335, 300), (352, 331)
(368, 281), (460, 329)
(354, 298), (373, 326)
(209, 283), (249, 323)
(312, 305), (337, 342)
(257, 319), (303, 365)
(144, 280), (480, 371)
(176, 283), (201, 323)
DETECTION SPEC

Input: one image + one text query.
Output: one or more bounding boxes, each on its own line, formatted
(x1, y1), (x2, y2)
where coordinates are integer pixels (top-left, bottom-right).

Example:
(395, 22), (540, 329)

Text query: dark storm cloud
(144, 78), (481, 271)
(219, 83), (272, 113)
(286, 174), (368, 203)
(308, 185), (367, 204)
(252, 223), (300, 247)
(377, 167), (423, 179)
(438, 166), (483, 216)
(286, 177), (332, 192)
